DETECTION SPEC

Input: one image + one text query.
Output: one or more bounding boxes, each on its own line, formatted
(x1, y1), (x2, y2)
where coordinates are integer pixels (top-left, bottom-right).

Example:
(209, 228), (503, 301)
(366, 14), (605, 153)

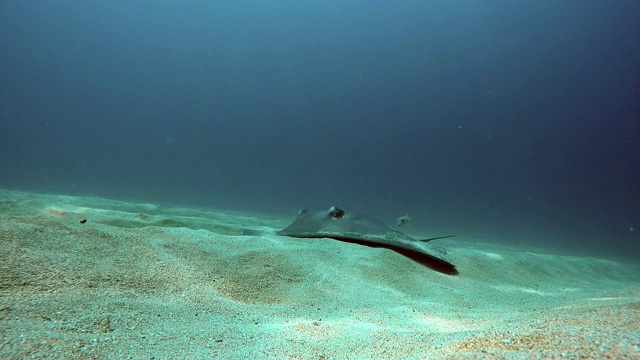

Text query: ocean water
(1, 0), (639, 263)
(1, 1), (640, 353)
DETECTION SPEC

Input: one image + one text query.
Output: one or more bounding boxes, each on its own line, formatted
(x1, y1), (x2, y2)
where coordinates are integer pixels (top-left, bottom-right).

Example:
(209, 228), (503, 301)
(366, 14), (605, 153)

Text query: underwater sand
(1, 189), (638, 359)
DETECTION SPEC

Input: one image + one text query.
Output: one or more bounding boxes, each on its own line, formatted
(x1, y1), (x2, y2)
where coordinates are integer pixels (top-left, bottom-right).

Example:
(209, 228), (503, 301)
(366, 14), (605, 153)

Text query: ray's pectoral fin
(390, 246), (459, 275)
(277, 206), (458, 274)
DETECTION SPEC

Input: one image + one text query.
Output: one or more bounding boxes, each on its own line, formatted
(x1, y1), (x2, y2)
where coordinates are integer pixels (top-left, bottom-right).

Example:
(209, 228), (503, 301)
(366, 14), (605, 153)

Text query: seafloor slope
(1, 189), (638, 359)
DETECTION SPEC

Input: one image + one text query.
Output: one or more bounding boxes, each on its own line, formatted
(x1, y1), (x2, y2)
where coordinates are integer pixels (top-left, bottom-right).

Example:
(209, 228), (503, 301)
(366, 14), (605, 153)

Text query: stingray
(262, 206), (457, 274)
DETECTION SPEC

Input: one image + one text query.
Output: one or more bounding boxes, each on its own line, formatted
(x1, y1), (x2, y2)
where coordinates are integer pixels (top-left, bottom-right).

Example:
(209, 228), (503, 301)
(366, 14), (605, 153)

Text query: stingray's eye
(329, 206), (345, 219)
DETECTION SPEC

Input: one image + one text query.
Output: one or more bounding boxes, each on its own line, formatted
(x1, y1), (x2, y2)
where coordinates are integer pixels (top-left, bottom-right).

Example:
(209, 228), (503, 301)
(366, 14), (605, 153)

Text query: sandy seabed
(0, 189), (638, 359)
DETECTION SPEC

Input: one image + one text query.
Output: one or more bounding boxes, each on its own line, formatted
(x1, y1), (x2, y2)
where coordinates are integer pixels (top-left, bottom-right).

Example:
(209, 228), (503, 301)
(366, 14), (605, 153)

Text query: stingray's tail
(419, 235), (455, 242)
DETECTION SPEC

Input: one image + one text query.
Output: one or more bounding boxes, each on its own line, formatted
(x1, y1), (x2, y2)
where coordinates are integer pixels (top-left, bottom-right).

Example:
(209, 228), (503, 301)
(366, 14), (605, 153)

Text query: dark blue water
(1, 1), (639, 261)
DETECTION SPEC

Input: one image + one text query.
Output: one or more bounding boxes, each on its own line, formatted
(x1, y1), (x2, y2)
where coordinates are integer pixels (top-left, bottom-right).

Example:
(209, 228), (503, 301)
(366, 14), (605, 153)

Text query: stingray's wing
(277, 209), (454, 267)
(299, 230), (453, 264)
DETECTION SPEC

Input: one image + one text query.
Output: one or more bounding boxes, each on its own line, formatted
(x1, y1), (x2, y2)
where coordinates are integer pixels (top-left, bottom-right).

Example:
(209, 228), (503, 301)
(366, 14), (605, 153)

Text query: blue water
(1, 1), (639, 261)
